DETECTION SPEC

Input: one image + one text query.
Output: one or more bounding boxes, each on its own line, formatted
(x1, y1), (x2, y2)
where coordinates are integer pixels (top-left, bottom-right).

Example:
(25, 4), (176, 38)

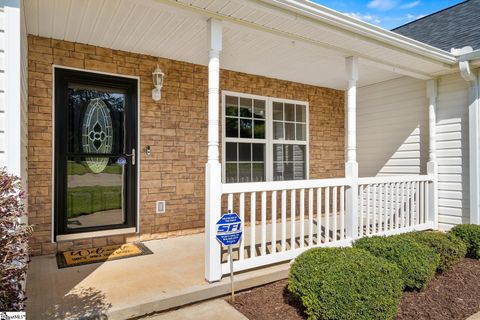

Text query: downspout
(456, 47), (480, 224)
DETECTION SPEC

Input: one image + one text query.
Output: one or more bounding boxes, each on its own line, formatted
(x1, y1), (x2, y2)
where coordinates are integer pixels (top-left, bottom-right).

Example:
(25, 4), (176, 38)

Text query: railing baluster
(390, 183), (394, 230)
(332, 186), (337, 241)
(308, 188), (314, 246)
(410, 182), (415, 226)
(366, 185), (370, 235)
(281, 190), (287, 252)
(261, 191), (267, 256)
(394, 183), (398, 230)
(340, 186), (345, 240)
(424, 182), (429, 224)
(300, 189), (305, 248)
(291, 189), (296, 250)
(409, 182), (414, 225)
(359, 185), (364, 237)
(271, 190), (277, 254)
(418, 182), (425, 224)
(410, 182), (417, 226)
(239, 192), (245, 260)
(317, 187), (322, 244)
(415, 181), (420, 225)
(325, 187), (330, 243)
(392, 183), (400, 229)
(400, 182), (405, 228)
(228, 193), (233, 212)
(394, 183), (397, 228)
(250, 192), (256, 258)
(406, 182), (411, 227)
(227, 194), (237, 263)
(388, 183), (392, 230)
(378, 184), (383, 233)
(372, 184), (377, 235)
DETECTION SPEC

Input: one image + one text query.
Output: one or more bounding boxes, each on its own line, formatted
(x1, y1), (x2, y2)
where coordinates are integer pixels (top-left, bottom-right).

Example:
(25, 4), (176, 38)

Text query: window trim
(222, 90), (310, 183)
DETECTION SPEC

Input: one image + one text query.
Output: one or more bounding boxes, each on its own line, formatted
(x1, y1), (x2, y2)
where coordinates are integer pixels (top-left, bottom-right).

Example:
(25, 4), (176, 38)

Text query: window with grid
(272, 101), (307, 181)
(222, 92), (308, 183)
(224, 95), (267, 183)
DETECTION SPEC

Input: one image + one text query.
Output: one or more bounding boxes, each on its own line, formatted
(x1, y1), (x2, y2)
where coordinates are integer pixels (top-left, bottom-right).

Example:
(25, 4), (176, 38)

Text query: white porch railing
(213, 175), (435, 278)
(358, 175), (434, 237)
(220, 178), (351, 275)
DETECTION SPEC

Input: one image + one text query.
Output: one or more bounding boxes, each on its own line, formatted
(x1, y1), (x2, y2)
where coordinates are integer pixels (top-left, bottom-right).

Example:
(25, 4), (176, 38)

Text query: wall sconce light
(152, 64), (165, 102)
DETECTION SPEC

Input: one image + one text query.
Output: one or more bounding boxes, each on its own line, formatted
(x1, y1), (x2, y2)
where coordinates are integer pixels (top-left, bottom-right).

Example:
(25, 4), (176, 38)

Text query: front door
(54, 68), (138, 237)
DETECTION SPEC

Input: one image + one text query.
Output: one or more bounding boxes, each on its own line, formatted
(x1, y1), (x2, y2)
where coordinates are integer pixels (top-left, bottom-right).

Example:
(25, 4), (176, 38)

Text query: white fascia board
(260, 0), (457, 65)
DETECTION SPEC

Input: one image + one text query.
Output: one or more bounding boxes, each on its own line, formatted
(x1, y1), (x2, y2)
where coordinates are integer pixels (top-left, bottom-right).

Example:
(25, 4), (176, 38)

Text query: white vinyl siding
(436, 73), (470, 230)
(0, 6), (5, 166)
(357, 74), (472, 230)
(357, 77), (428, 178)
(0, 0), (28, 189)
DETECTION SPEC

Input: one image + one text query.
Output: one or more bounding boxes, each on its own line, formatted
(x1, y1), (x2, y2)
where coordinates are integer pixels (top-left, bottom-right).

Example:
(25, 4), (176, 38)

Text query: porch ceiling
(24, 0), (455, 90)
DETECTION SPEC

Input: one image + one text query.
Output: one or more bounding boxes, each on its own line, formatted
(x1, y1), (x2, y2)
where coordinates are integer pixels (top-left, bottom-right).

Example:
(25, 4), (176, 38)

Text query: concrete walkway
(26, 232), (289, 320)
(140, 299), (247, 320)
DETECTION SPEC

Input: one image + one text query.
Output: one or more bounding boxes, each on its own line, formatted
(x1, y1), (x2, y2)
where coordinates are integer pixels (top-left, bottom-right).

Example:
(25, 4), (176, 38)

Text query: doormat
(56, 243), (153, 268)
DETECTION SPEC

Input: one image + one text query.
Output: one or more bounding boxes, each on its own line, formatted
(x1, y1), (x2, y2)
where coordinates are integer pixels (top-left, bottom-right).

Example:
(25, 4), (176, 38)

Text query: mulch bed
(227, 258), (480, 320)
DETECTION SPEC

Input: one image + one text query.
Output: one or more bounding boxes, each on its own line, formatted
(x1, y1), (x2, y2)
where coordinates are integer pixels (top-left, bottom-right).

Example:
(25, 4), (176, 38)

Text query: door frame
(52, 65), (141, 241)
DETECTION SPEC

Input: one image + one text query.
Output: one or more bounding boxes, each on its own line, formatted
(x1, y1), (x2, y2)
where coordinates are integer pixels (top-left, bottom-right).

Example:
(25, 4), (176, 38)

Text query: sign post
(216, 213), (242, 302)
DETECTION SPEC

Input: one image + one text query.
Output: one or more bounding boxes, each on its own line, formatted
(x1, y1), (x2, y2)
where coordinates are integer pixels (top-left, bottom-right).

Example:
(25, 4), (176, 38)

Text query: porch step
(111, 262), (290, 319)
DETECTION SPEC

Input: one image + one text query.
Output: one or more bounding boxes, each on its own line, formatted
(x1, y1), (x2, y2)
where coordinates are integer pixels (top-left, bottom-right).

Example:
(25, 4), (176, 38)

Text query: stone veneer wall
(27, 35), (345, 255)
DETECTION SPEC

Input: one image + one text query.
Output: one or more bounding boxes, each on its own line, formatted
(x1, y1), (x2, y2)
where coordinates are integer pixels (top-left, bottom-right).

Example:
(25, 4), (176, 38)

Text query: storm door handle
(124, 148), (136, 165)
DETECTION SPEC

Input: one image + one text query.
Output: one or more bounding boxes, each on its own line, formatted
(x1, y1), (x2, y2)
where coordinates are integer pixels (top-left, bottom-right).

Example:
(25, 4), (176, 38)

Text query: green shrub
(288, 247), (403, 320)
(353, 236), (439, 290)
(450, 224), (480, 259)
(397, 231), (466, 272)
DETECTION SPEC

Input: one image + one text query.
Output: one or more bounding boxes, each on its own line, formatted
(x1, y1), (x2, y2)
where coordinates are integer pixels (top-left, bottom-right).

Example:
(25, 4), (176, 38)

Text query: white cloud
(367, 0), (398, 11)
(346, 12), (382, 25)
(405, 13), (425, 20)
(400, 1), (420, 9)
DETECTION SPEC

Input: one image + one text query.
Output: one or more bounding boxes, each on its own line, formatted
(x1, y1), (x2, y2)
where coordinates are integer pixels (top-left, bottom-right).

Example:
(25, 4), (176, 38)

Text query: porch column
(465, 71), (480, 224)
(205, 18), (223, 283)
(345, 56), (359, 239)
(426, 79), (439, 229)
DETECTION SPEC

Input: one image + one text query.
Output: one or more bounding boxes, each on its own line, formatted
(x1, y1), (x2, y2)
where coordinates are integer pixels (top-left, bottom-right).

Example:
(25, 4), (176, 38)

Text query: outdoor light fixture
(151, 64), (165, 102)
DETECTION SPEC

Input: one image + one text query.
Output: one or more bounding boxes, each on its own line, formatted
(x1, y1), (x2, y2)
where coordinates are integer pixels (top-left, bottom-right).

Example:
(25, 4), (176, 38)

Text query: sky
(312, 0), (465, 30)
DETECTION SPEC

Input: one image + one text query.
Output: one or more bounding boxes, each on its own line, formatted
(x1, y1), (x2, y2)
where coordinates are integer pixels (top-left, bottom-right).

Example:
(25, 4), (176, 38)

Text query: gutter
(458, 49), (480, 62)
(455, 47), (480, 82)
(260, 0), (457, 65)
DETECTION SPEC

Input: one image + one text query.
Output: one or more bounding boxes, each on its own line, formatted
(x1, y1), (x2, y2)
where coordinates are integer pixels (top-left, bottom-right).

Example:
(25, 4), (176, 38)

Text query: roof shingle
(393, 0), (480, 51)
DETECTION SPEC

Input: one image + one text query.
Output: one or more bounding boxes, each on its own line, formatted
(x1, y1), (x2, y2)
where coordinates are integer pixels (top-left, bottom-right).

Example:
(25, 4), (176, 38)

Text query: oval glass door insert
(82, 98), (113, 173)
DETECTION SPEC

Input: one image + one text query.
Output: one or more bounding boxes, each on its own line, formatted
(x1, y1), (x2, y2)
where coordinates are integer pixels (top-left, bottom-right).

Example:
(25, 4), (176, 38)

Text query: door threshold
(56, 227), (137, 242)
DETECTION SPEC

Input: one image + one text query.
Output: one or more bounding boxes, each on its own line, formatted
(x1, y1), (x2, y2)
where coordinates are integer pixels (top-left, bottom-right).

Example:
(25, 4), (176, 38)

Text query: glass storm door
(54, 68), (138, 236)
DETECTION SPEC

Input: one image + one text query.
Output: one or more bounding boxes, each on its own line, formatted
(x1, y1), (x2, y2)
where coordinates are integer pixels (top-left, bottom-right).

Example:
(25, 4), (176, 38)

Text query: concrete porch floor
(25, 232), (290, 320)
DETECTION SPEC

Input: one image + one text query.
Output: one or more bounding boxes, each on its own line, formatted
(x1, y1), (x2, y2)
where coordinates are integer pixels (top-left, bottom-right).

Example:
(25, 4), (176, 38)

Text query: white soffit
(23, 0), (445, 89)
